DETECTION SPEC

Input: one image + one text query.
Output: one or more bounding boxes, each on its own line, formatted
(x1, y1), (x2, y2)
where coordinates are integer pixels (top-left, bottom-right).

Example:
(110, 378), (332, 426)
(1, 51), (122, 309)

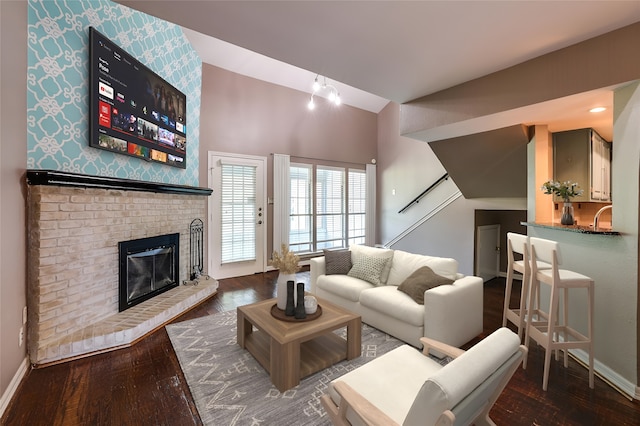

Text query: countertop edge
(521, 222), (620, 236)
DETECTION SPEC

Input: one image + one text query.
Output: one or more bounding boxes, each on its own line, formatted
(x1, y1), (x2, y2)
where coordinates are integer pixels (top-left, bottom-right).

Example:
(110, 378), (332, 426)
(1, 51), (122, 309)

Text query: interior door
(208, 152), (267, 279)
(476, 224), (500, 282)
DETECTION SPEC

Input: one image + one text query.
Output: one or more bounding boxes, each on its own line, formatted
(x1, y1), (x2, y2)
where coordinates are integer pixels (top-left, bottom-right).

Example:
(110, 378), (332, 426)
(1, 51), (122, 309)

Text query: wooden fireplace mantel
(26, 169), (212, 196)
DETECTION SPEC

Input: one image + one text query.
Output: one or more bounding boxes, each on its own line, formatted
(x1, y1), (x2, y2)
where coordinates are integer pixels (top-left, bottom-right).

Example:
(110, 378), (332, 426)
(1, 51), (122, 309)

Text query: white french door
(208, 152), (267, 279)
(476, 224), (500, 282)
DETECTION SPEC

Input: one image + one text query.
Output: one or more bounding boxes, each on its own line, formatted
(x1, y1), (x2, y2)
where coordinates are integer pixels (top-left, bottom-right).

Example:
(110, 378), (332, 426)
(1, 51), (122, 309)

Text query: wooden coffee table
(237, 297), (361, 392)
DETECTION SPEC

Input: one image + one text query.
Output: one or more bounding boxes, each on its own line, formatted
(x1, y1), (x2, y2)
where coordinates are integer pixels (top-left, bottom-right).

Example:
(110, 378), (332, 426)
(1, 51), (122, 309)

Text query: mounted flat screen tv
(89, 27), (187, 169)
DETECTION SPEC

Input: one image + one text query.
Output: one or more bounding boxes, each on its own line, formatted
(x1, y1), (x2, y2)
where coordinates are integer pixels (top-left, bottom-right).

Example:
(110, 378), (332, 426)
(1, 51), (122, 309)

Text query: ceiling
(117, 1), (640, 141)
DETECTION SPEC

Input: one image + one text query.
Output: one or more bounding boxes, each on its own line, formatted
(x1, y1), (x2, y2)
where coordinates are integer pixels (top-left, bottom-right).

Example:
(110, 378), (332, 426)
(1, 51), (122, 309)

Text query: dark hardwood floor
(3, 270), (639, 425)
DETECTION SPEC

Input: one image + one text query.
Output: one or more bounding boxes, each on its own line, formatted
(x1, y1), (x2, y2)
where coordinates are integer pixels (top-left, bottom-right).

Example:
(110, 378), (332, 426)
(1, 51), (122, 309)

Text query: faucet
(592, 205), (613, 230)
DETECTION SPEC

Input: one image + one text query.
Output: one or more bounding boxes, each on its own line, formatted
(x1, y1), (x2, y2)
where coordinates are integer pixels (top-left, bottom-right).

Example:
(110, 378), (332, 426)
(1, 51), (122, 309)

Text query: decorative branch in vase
(271, 244), (301, 310)
(541, 180), (584, 225)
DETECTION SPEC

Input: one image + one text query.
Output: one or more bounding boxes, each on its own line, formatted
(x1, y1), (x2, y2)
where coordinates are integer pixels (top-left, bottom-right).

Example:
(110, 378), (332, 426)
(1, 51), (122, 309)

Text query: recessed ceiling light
(589, 107), (606, 113)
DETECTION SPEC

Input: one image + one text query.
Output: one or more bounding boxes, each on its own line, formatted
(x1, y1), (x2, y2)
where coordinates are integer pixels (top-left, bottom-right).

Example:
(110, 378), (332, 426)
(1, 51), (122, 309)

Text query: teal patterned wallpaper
(27, 0), (201, 186)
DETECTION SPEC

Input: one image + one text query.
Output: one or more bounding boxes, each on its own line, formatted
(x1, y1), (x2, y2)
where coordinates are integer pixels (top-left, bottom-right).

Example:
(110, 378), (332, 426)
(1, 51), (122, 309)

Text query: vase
(304, 295), (318, 314)
(285, 281), (296, 316)
(561, 201), (575, 225)
(276, 273), (296, 310)
(295, 282), (306, 319)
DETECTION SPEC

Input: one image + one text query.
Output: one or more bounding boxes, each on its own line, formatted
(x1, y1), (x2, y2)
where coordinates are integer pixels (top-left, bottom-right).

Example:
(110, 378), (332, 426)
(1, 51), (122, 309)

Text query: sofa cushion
(397, 266), (454, 304)
(387, 250), (458, 285)
(324, 249), (352, 275)
(359, 286), (425, 326)
(348, 253), (391, 286)
(316, 274), (374, 302)
(350, 244), (394, 284)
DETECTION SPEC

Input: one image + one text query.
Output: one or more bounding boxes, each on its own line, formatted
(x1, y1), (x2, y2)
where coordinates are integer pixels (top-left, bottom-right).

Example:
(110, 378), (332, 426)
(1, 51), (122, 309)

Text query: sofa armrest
(423, 275), (484, 348)
(310, 256), (326, 294)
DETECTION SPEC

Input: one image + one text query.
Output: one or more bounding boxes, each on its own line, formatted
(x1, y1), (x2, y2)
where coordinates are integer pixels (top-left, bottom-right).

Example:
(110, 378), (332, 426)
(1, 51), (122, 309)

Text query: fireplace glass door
(119, 233), (179, 311)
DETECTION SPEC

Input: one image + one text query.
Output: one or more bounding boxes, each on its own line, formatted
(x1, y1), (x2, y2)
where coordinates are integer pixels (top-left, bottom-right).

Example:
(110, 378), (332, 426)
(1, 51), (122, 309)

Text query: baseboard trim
(568, 348), (637, 400)
(0, 356), (29, 417)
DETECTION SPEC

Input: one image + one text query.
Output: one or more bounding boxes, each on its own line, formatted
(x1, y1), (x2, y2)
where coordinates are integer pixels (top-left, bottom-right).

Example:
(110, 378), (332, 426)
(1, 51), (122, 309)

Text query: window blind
(220, 164), (257, 264)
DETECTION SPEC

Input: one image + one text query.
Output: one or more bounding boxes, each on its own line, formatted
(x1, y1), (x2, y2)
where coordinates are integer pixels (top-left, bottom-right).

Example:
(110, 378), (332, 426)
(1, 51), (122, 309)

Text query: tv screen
(89, 27), (187, 169)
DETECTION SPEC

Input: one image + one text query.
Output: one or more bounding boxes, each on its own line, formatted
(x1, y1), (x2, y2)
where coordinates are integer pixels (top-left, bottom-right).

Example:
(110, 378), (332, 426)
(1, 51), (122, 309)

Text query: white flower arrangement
(541, 180), (584, 201)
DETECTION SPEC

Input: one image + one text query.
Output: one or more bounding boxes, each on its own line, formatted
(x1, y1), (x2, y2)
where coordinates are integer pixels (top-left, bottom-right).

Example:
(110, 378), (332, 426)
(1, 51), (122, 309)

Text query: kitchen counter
(521, 222), (620, 236)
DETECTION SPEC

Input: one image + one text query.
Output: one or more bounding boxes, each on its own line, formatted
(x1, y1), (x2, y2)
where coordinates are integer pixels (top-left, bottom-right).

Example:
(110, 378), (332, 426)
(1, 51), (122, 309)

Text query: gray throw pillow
(324, 249), (352, 275)
(397, 266), (454, 304)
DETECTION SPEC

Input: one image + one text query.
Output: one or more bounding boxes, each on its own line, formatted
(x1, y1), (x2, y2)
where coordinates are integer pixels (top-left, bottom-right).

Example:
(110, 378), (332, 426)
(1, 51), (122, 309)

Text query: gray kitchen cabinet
(553, 128), (612, 202)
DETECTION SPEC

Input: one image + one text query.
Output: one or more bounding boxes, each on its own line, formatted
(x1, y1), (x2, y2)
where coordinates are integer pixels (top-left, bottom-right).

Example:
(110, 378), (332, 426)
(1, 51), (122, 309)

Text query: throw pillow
(387, 249), (458, 285)
(323, 249), (352, 275)
(397, 266), (454, 304)
(349, 244), (394, 284)
(347, 254), (390, 286)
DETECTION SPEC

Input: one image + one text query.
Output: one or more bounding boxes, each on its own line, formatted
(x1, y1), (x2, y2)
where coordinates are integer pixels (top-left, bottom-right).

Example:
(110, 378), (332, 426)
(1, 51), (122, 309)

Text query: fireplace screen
(119, 233), (179, 311)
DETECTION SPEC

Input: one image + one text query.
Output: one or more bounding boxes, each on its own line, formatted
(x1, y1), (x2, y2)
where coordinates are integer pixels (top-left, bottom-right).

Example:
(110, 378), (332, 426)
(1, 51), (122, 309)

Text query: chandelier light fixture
(307, 75), (341, 110)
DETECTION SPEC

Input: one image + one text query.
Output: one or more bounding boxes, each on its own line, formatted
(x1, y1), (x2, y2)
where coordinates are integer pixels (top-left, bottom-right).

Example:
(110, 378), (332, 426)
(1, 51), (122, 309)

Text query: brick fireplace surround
(26, 170), (218, 367)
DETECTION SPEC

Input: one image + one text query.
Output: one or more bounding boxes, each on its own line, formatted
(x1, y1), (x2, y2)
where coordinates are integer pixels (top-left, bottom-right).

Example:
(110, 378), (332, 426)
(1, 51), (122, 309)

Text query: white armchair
(321, 327), (526, 426)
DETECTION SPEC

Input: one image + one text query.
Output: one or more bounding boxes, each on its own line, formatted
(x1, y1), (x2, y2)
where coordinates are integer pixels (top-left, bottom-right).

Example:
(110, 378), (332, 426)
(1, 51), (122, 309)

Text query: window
(289, 162), (366, 254)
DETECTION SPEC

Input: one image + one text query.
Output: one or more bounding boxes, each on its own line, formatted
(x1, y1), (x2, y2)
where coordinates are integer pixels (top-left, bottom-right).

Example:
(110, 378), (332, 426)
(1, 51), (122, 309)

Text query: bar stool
(502, 233), (550, 339)
(524, 237), (595, 391)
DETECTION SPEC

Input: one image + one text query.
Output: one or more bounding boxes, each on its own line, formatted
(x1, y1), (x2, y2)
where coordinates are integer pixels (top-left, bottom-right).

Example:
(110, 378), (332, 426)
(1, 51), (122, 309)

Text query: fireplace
(119, 233), (180, 312)
(26, 171), (215, 366)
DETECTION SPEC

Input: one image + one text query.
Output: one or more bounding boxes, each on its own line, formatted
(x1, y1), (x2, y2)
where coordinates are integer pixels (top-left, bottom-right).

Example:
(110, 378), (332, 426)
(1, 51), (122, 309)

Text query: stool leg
(502, 269), (513, 328)
(563, 287), (569, 367)
(588, 281), (595, 389)
(543, 285), (559, 391)
(517, 271), (530, 340)
(522, 275), (536, 370)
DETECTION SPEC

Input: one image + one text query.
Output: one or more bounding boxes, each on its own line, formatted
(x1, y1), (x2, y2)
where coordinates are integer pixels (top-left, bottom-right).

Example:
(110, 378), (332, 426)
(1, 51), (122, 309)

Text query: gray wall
(1, 0), (28, 401)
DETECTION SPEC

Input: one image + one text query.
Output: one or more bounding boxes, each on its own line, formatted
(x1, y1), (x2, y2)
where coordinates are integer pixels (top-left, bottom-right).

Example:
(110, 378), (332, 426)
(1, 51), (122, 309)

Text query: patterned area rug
(166, 310), (406, 425)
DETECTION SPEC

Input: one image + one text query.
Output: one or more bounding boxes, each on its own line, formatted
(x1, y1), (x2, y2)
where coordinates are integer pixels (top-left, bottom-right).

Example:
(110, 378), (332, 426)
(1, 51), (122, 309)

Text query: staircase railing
(386, 189), (462, 248)
(398, 173), (449, 213)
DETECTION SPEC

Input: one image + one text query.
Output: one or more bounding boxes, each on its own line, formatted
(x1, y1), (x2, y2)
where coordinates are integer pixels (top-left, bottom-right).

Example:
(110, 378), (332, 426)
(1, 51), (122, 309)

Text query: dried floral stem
(271, 243), (300, 275)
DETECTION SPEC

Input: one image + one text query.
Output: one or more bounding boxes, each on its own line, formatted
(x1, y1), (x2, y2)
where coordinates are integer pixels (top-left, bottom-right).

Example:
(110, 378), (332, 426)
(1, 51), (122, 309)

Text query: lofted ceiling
(117, 1), (640, 141)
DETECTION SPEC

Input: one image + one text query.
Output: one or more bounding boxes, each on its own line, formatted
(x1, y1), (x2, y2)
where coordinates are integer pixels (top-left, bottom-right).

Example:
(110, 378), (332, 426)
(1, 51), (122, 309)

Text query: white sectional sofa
(310, 245), (483, 349)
